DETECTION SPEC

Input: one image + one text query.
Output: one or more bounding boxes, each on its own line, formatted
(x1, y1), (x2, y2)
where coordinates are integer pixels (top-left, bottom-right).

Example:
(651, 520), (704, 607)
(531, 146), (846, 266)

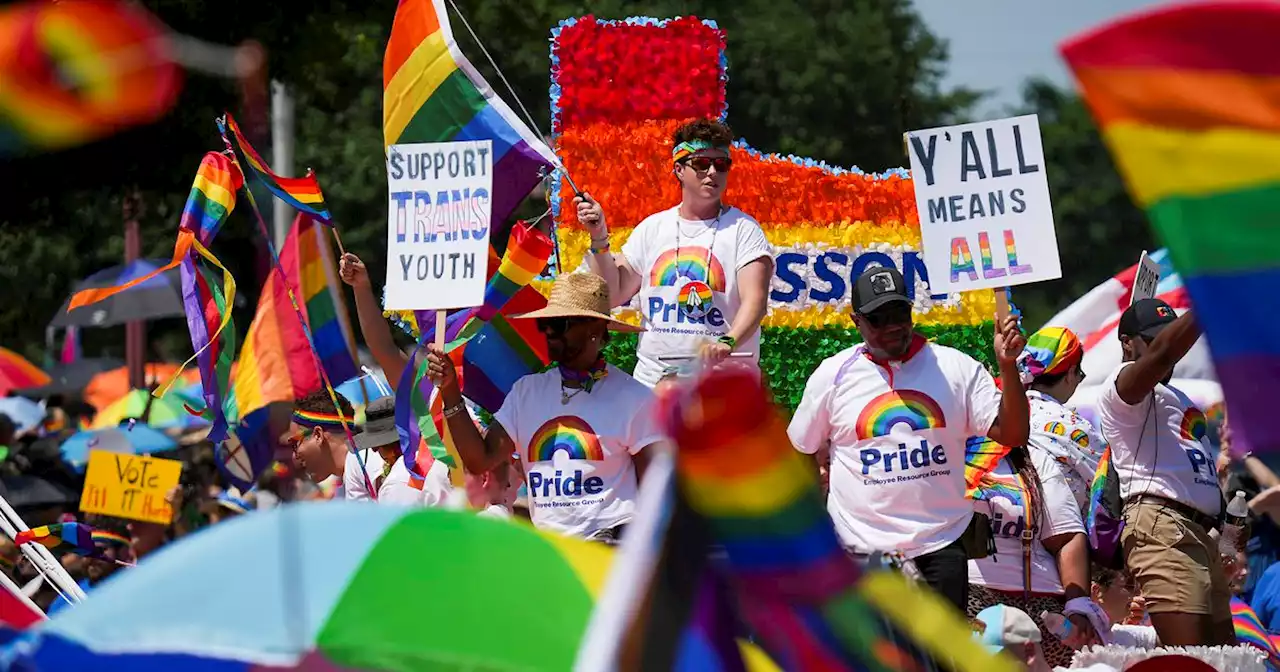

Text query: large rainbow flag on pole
(1061, 2), (1280, 454)
(382, 0), (557, 231)
(234, 214), (358, 420)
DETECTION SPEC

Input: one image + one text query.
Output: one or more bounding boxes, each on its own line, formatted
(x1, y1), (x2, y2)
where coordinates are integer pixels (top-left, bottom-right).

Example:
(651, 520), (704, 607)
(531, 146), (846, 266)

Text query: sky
(911, 0), (1168, 116)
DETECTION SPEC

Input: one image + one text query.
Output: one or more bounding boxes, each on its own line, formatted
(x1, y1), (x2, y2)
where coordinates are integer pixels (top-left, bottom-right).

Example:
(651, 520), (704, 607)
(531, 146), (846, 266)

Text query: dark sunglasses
(682, 156), (732, 173)
(536, 316), (592, 334)
(858, 303), (912, 328)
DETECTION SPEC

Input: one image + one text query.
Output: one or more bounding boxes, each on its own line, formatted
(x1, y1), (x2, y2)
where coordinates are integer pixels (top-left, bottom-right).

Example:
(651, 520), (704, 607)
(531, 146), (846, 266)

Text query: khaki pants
(1121, 499), (1232, 622)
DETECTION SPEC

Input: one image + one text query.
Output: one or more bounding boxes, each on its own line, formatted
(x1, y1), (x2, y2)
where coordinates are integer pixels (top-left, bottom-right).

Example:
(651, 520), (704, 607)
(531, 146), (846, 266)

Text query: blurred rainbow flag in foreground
(576, 369), (1016, 672)
(1062, 1), (1280, 454)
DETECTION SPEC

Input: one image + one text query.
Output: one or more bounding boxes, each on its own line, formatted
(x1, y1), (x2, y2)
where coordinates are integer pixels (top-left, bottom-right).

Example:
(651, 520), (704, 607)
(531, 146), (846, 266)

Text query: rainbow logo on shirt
(529, 416), (604, 462)
(855, 390), (946, 440)
(1181, 407), (1207, 442)
(1070, 428), (1091, 449)
(649, 247), (726, 291)
(677, 280), (715, 318)
(1044, 422), (1066, 436)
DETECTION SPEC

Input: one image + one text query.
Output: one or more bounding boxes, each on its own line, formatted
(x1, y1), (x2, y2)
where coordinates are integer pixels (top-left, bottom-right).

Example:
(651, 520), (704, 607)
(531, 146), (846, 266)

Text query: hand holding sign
(993, 313), (1027, 366)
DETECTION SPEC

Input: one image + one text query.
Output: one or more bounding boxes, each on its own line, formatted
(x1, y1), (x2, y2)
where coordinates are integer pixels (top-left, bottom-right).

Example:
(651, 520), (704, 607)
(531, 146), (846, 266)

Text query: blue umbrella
(0, 396), (44, 433)
(335, 371), (390, 405)
(60, 425), (177, 470)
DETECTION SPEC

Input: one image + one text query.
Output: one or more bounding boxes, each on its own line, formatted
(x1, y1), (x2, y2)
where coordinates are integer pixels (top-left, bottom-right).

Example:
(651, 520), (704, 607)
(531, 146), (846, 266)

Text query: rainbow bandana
(672, 139), (729, 163)
(1017, 326), (1082, 384)
(292, 409), (353, 430)
(92, 530), (130, 549)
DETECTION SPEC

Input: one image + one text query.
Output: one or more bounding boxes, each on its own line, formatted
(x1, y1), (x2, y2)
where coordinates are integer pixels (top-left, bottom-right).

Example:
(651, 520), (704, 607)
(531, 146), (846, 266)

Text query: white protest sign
(1130, 250), (1161, 304)
(907, 114), (1061, 294)
(384, 140), (494, 310)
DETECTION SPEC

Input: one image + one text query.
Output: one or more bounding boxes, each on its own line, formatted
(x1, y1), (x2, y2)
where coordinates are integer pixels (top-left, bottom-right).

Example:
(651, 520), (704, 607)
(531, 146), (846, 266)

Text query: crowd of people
(2, 117), (1272, 670)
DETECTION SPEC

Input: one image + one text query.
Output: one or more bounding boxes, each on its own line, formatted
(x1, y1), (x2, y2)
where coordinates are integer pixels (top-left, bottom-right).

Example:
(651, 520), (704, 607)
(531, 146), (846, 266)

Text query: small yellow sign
(80, 450), (183, 525)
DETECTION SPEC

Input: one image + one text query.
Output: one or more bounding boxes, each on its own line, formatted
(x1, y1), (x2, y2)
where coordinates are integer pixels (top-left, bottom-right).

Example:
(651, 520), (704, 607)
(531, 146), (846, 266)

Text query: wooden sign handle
(994, 288), (1011, 323)
(435, 309), (446, 350)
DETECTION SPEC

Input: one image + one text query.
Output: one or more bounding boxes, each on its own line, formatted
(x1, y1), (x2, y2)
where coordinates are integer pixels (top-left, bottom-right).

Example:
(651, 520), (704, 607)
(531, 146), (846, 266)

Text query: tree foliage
(1, 0), (1138, 364)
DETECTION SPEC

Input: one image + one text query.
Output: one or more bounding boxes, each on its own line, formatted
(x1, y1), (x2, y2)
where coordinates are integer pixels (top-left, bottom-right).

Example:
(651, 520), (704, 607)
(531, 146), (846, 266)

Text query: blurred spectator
(972, 604), (1053, 672)
(1092, 566), (1145, 627)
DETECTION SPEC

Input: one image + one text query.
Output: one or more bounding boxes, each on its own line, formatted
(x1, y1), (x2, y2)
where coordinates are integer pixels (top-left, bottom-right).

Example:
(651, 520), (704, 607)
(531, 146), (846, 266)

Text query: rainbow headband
(292, 409), (352, 430)
(92, 530), (130, 548)
(1018, 326), (1082, 383)
(672, 139), (729, 163)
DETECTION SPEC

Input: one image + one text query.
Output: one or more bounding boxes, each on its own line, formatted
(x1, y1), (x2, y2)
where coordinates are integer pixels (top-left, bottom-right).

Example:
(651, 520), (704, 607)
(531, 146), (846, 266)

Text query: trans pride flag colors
(1062, 2), (1280, 454)
(383, 0), (556, 232)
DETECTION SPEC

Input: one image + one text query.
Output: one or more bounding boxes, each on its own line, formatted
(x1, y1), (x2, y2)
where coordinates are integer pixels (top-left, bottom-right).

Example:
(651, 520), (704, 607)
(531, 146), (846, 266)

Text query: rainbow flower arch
(547, 16), (1000, 408)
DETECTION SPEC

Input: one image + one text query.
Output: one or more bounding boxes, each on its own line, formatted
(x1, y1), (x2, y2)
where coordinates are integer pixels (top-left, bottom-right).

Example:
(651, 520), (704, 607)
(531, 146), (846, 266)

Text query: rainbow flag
(1061, 2), (1280, 454)
(395, 224), (552, 485)
(383, 0), (557, 231)
(964, 436), (1012, 501)
(1232, 597), (1280, 667)
(235, 214), (357, 420)
(15, 523), (94, 556)
(176, 259), (237, 444)
(638, 369), (1013, 672)
(218, 113), (331, 224)
(0, 0), (181, 156)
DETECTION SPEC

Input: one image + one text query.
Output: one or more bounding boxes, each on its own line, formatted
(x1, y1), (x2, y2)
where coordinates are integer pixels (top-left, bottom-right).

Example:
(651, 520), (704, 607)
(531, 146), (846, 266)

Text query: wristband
(717, 335), (736, 349)
(589, 236), (611, 254)
(443, 402), (466, 418)
(1063, 596), (1112, 644)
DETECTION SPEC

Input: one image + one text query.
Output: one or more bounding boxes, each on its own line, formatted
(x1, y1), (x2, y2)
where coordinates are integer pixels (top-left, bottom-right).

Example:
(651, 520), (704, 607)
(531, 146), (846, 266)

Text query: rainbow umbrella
(0, 346), (49, 396)
(91, 388), (208, 431)
(11, 503), (611, 670)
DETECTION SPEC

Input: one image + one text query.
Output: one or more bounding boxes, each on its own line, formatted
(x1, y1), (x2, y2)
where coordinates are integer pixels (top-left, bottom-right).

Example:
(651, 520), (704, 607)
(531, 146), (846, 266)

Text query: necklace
(559, 359), (608, 405)
(674, 205), (725, 319)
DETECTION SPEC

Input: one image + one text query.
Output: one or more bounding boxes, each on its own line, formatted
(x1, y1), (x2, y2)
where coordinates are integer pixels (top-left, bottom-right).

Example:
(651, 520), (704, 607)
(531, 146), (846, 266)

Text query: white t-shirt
(788, 339), (1002, 558)
(967, 451), (1085, 594)
(375, 458), (453, 506)
(1028, 390), (1106, 513)
(344, 450), (385, 502)
(494, 365), (663, 537)
(620, 206), (773, 387)
(1095, 362), (1222, 516)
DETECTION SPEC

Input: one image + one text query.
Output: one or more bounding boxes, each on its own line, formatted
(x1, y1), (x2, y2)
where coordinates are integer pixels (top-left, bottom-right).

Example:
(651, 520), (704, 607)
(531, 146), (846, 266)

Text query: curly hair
(673, 118), (733, 148)
(294, 390), (355, 419)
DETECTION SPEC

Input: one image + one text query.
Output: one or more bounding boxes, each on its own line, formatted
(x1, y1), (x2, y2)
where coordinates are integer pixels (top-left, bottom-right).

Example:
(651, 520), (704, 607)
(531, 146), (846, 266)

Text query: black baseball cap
(1119, 298), (1178, 340)
(853, 266), (911, 314)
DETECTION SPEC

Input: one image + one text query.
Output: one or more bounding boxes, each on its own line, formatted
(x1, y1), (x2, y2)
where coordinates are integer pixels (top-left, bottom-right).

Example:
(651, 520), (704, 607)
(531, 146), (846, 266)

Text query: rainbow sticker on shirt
(1070, 428), (1091, 449)
(1044, 422), (1066, 436)
(649, 247), (727, 291)
(529, 416), (604, 462)
(677, 280), (715, 319)
(855, 390), (946, 440)
(1181, 407), (1207, 442)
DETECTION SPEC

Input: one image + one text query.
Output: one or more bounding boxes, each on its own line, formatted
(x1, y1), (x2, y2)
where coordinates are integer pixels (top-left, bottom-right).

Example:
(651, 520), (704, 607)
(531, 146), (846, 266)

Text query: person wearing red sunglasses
(577, 118), (773, 388)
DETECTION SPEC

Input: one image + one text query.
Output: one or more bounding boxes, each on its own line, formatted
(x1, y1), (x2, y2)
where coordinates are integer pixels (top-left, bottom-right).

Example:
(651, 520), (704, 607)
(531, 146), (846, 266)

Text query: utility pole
(271, 80), (295, 248)
(123, 190), (145, 390)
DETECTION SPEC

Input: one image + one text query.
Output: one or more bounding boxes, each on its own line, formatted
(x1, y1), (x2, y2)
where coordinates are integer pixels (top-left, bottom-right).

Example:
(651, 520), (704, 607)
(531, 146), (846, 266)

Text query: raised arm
(577, 193), (643, 308)
(1115, 310), (1199, 405)
(986, 314), (1030, 447)
(425, 344), (512, 474)
(340, 253), (409, 389)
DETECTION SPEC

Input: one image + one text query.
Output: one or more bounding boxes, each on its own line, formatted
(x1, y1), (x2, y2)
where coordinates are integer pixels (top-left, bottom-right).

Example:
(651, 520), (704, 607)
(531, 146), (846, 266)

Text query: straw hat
(511, 272), (643, 333)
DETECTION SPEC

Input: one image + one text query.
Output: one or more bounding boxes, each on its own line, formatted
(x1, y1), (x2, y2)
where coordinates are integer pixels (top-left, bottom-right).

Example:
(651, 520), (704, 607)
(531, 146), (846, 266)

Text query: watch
(717, 335), (737, 349)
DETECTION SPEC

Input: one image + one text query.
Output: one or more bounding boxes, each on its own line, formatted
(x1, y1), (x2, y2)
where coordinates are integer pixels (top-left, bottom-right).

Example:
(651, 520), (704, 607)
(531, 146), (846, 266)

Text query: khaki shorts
(1121, 499), (1231, 620)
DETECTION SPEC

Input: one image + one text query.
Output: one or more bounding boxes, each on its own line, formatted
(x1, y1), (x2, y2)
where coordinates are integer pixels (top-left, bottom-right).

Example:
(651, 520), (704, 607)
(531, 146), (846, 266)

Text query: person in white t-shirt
(425, 272), (665, 542)
(1094, 299), (1232, 647)
(281, 390), (362, 500)
(345, 396), (452, 506)
(577, 118), (774, 387)
(787, 266), (1029, 610)
(1019, 327), (1105, 511)
(966, 437), (1098, 667)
